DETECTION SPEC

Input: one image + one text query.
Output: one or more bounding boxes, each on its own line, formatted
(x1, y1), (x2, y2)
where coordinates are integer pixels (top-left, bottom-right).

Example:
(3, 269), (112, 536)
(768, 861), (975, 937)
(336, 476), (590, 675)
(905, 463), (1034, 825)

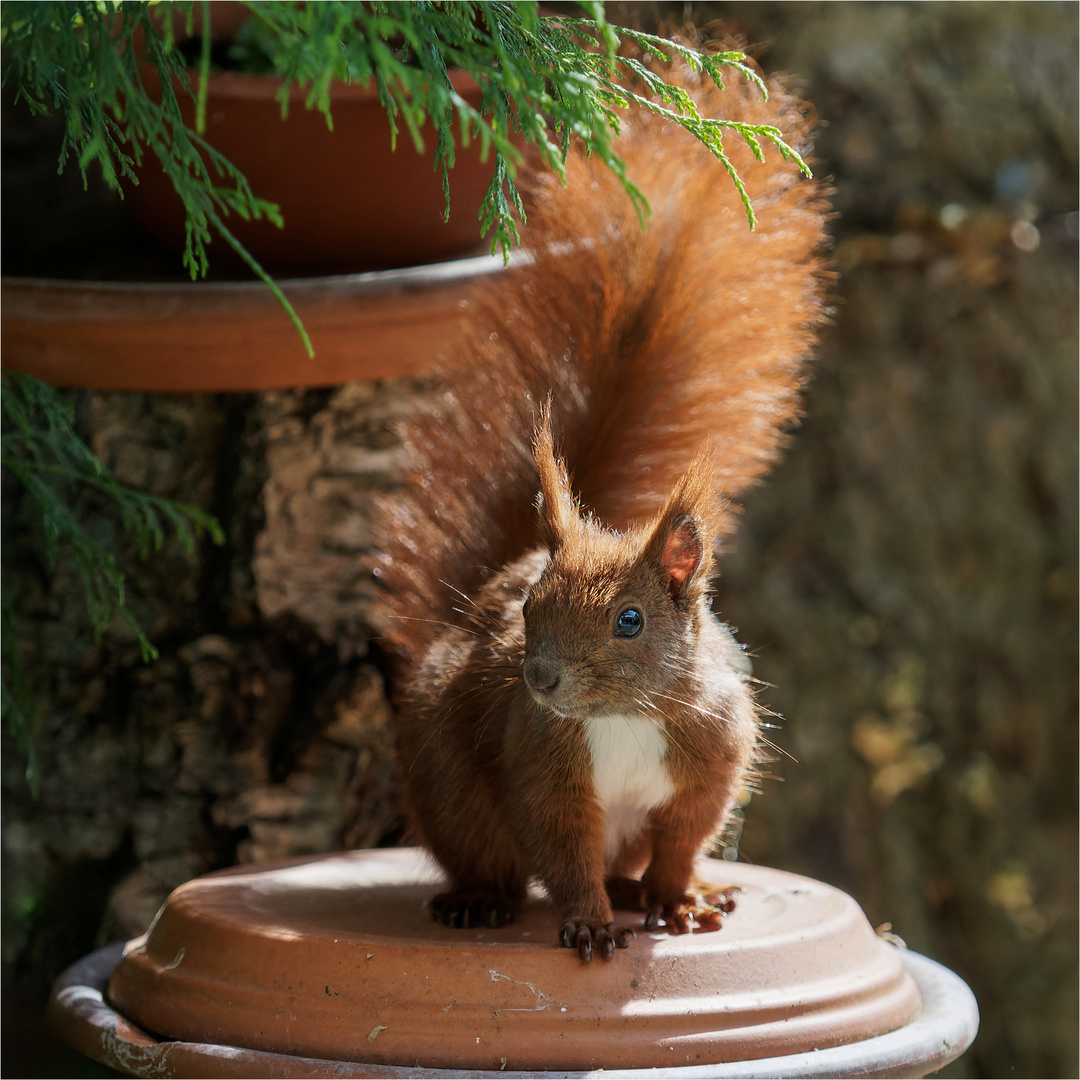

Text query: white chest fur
(583, 713), (675, 865)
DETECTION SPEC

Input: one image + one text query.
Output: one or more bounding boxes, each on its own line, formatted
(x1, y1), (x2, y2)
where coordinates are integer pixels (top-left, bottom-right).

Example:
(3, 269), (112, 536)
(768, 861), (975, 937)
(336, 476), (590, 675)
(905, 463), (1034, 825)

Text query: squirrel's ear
(533, 405), (579, 551)
(649, 514), (706, 602)
(644, 446), (718, 602)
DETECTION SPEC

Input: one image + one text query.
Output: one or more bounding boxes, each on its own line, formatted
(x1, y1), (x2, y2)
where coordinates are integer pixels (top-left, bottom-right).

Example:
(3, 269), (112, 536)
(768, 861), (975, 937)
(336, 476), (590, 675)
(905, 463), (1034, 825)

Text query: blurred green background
(3, 2), (1076, 1076)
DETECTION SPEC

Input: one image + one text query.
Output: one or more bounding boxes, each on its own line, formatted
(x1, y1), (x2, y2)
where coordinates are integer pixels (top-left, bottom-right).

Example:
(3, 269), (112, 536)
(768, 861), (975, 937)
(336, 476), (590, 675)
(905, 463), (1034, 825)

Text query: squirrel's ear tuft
(533, 404), (580, 551)
(644, 445), (719, 602)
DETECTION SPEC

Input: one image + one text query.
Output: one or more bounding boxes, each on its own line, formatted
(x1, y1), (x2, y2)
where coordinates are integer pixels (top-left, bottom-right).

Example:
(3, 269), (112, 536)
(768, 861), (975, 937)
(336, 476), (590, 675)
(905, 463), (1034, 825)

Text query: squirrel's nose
(524, 657), (560, 695)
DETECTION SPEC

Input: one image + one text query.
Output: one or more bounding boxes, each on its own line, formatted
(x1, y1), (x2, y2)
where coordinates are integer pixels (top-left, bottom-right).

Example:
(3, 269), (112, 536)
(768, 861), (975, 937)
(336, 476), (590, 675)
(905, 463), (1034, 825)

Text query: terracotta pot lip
(0, 250), (511, 298)
(141, 61), (482, 104)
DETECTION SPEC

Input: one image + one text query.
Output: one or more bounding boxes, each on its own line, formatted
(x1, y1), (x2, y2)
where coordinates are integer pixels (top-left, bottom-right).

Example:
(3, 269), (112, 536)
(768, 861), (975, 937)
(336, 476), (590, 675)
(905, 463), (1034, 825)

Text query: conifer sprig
(1, 373), (225, 783)
(2, 1), (811, 294)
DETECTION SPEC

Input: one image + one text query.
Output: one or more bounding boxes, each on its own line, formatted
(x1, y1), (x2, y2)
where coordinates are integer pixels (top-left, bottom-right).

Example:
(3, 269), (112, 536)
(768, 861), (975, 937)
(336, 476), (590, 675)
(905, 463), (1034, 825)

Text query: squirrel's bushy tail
(378, 52), (830, 663)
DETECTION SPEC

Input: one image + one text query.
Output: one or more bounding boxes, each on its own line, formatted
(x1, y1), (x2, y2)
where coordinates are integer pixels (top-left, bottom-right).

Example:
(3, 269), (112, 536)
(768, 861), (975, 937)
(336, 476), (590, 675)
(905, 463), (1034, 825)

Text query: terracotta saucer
(0, 256), (509, 393)
(95, 848), (935, 1074)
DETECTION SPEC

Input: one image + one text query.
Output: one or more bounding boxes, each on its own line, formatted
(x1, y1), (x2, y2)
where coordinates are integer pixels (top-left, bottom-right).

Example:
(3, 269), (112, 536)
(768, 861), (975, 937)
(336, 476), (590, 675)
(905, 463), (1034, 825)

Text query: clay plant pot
(127, 61), (500, 273)
(49, 848), (979, 1078)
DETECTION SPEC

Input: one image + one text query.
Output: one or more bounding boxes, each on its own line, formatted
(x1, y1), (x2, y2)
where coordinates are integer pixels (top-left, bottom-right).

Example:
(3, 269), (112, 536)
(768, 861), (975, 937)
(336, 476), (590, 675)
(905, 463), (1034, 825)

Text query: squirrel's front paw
(559, 918), (635, 962)
(644, 886), (740, 934)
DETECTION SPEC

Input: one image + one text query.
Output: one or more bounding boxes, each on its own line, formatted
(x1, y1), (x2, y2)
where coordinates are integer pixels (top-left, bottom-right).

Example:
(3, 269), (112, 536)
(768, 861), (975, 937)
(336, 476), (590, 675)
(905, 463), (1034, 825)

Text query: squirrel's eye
(614, 607), (644, 639)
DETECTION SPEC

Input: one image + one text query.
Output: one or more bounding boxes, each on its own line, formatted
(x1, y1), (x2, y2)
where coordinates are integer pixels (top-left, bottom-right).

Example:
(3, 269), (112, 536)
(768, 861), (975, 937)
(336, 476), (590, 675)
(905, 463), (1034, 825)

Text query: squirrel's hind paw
(431, 890), (517, 929)
(644, 886), (741, 935)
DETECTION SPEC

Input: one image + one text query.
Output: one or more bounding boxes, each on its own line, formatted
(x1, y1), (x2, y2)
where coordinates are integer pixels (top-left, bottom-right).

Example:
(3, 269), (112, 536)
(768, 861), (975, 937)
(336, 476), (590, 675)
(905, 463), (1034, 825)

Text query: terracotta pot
(128, 61), (502, 273)
(49, 848), (979, 1077)
(0, 255), (508, 392)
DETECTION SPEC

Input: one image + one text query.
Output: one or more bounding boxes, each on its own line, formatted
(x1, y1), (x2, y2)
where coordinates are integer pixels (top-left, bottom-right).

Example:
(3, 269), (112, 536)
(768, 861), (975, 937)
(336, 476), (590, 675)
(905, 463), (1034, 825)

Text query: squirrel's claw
(431, 891), (516, 929)
(560, 918), (634, 962)
(645, 887), (741, 935)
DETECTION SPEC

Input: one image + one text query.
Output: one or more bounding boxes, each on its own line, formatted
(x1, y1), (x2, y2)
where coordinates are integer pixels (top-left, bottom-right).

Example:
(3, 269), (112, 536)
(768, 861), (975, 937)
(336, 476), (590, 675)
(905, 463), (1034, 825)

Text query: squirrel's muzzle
(523, 656), (560, 697)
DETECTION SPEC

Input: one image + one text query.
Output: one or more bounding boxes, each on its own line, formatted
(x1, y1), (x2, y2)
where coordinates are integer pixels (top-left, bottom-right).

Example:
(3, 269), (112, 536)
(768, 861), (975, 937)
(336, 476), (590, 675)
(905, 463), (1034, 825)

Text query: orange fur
(375, 50), (830, 961)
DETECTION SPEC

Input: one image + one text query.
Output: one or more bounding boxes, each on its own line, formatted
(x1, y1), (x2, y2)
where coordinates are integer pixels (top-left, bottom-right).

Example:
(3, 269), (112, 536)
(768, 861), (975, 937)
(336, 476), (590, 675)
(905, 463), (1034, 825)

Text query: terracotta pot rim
(144, 61), (482, 105)
(0, 249), (509, 297)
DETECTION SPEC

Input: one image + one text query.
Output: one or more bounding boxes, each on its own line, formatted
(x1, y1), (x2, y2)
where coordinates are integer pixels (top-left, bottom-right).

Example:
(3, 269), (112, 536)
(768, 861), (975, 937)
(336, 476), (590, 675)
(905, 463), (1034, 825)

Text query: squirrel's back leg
(397, 714), (529, 928)
(423, 798), (529, 929)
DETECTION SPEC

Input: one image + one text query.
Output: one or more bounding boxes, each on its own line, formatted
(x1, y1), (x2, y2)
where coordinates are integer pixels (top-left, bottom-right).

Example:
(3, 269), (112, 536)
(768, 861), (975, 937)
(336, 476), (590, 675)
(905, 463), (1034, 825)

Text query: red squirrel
(376, 49), (829, 962)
